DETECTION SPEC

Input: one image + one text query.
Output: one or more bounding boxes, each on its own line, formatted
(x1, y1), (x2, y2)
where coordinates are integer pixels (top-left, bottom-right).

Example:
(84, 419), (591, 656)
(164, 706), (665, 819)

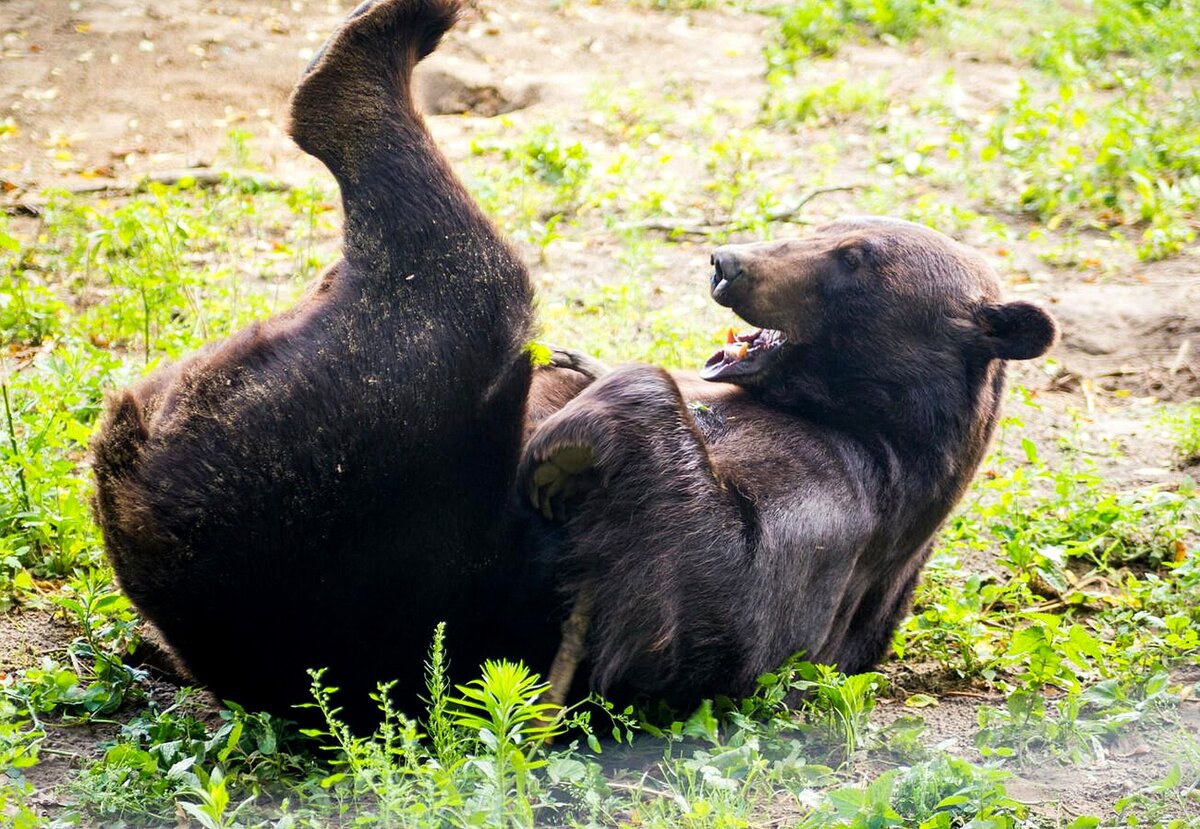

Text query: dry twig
(543, 585), (594, 709)
(3, 168), (291, 215)
(614, 184), (861, 236)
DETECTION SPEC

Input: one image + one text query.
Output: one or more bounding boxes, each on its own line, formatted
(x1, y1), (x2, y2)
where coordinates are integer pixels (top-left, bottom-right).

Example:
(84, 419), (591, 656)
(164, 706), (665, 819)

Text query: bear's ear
(977, 301), (1058, 361)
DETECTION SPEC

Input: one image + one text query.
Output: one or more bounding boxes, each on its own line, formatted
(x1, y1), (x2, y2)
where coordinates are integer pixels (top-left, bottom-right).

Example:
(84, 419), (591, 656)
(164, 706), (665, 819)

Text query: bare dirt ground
(3, 0), (1196, 399)
(2, 0), (1198, 821)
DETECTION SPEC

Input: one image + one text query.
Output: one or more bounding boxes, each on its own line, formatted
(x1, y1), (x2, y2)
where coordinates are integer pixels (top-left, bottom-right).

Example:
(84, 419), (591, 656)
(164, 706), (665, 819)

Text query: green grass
(763, 0), (951, 71)
(1168, 406), (1200, 467)
(980, 79), (1200, 260)
(762, 76), (891, 129)
(0, 0), (1199, 825)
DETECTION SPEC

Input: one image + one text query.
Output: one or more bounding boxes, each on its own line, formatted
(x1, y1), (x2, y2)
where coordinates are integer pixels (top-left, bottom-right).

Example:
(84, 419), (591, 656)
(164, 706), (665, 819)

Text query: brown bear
(91, 0), (1056, 726)
(519, 218), (1057, 708)
(90, 0), (565, 726)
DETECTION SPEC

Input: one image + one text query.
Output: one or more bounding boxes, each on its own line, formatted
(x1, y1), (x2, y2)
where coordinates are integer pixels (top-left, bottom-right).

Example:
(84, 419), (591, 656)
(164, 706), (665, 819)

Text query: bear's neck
(761, 354), (1006, 538)
(884, 361), (1007, 541)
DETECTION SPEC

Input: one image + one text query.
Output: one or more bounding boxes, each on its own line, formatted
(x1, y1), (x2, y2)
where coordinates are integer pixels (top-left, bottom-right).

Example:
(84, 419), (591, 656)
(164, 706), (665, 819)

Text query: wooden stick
(543, 585), (595, 709)
(613, 184), (861, 236)
(3, 168), (291, 215)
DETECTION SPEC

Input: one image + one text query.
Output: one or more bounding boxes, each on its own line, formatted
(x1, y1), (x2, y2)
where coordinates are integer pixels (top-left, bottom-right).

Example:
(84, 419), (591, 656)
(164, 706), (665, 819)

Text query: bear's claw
(527, 444), (599, 523)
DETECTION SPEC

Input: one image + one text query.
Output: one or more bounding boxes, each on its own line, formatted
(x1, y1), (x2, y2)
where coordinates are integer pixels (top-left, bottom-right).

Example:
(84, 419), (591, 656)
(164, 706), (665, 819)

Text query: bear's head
(701, 217), (1057, 426)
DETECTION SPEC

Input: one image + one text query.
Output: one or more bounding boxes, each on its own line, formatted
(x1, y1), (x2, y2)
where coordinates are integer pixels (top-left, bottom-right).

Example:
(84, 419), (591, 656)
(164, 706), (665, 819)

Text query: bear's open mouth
(701, 327), (786, 381)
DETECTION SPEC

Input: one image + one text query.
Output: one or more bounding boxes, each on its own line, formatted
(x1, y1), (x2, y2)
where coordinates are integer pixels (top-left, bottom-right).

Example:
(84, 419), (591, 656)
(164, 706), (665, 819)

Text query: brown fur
(91, 0), (544, 726)
(519, 218), (1058, 707)
(526, 365), (597, 440)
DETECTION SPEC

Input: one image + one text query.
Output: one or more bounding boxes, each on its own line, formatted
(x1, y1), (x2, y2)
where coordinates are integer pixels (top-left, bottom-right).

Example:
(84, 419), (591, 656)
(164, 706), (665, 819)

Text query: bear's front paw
(522, 440), (603, 523)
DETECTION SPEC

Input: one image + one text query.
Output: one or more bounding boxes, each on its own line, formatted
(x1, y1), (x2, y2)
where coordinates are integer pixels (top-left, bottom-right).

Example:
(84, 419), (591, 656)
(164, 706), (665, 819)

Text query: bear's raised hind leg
(286, 0), (529, 330)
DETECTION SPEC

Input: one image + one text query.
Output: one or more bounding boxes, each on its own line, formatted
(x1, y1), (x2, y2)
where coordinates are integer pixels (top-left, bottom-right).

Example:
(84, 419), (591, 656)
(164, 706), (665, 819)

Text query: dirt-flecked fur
(90, 0), (540, 726)
(519, 218), (1058, 708)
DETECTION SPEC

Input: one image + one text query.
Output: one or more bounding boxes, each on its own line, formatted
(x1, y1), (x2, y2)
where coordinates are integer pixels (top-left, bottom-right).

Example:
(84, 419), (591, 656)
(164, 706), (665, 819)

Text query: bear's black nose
(711, 249), (745, 300)
(712, 250), (744, 284)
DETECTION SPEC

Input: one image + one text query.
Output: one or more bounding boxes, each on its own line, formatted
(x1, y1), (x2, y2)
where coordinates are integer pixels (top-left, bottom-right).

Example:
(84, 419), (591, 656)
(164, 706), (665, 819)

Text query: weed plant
(1, 1), (1199, 823)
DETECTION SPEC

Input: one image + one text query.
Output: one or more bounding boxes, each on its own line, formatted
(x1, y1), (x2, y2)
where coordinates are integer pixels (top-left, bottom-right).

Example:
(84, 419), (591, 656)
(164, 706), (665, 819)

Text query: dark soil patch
(0, 607), (76, 673)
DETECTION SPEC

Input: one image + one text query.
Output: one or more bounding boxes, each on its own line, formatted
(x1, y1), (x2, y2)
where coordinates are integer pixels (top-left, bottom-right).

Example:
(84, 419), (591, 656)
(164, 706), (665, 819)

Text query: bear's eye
(836, 247), (863, 272)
